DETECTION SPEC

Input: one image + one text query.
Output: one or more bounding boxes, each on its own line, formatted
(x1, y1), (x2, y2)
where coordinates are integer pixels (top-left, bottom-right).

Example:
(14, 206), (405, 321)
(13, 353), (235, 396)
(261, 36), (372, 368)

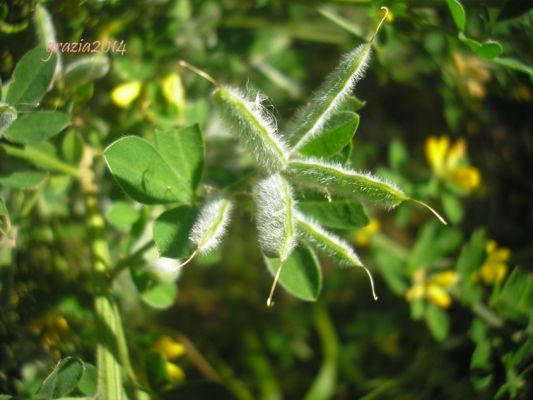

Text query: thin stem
(370, 7), (389, 42)
(1, 144), (80, 178)
(173, 248), (199, 270)
(411, 198), (448, 225)
(178, 60), (220, 87)
(267, 259), (284, 307)
(361, 266), (378, 301)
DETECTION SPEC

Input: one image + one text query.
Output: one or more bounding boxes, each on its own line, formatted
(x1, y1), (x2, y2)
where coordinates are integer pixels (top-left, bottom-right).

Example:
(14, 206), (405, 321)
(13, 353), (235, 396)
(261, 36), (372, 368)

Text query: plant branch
(80, 146), (138, 399)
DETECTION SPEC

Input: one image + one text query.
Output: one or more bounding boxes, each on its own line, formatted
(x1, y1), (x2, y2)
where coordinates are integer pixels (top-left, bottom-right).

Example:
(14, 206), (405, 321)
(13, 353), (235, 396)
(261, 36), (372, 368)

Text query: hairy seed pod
(289, 43), (371, 151)
(253, 173), (297, 261)
(287, 158), (408, 210)
(296, 211), (362, 266)
(296, 211), (377, 300)
(34, 4), (61, 75)
(213, 87), (289, 172)
(189, 195), (233, 254)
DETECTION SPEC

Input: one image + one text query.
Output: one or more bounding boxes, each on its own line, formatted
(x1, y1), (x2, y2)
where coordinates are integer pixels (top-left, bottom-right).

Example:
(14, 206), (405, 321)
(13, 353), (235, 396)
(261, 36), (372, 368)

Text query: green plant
(1, 1), (532, 399)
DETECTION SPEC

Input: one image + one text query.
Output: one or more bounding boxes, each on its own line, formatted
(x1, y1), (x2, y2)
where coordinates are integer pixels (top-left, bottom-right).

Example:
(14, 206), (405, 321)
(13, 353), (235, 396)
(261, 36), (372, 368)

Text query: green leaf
(338, 95), (365, 112)
(458, 33), (503, 60)
(105, 201), (139, 230)
(130, 264), (177, 309)
(298, 199), (368, 230)
(6, 47), (58, 108)
(456, 229), (486, 278)
(4, 111), (70, 144)
(37, 357), (85, 398)
(161, 381), (237, 400)
(104, 136), (192, 204)
(63, 55), (110, 86)
(145, 352), (171, 389)
(287, 159), (408, 209)
(151, 125), (204, 191)
(494, 268), (533, 321)
(492, 57), (533, 78)
(76, 363), (97, 396)
(446, 0), (466, 31)
(153, 205), (198, 259)
(442, 193), (463, 224)
(298, 112), (359, 159)
(0, 170), (47, 189)
(0, 102), (17, 134)
(264, 244), (322, 301)
(425, 304), (450, 341)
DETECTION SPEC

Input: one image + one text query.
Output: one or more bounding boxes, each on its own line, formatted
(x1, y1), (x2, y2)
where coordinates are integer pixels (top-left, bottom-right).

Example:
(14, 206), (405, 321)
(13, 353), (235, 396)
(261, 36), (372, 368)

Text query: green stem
(80, 147), (136, 399)
(304, 302), (339, 400)
(1, 143), (80, 178)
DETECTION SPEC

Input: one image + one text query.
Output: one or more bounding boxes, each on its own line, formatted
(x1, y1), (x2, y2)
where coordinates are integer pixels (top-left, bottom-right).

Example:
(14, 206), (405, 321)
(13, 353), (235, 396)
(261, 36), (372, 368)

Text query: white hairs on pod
(295, 211), (362, 266)
(290, 43), (371, 151)
(189, 195), (233, 254)
(287, 157), (407, 210)
(295, 211), (377, 300)
(213, 86), (289, 172)
(253, 173), (297, 262)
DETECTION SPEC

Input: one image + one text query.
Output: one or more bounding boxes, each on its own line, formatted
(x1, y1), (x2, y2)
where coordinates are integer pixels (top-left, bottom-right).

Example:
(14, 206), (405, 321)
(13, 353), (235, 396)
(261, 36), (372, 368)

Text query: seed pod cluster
(171, 7), (444, 304)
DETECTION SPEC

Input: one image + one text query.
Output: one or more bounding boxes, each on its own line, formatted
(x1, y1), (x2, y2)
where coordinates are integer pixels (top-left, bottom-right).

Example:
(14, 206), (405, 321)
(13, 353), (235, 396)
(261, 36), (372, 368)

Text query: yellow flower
(406, 270), (459, 309)
(474, 240), (510, 284)
(110, 81), (142, 107)
(152, 335), (186, 360)
(162, 73), (185, 111)
(355, 218), (380, 247)
(425, 136), (481, 190)
(165, 361), (186, 383)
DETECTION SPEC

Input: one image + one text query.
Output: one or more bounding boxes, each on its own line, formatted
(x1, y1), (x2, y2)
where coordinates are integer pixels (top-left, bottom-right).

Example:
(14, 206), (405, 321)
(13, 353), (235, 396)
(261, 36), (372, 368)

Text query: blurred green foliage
(1, 0), (532, 399)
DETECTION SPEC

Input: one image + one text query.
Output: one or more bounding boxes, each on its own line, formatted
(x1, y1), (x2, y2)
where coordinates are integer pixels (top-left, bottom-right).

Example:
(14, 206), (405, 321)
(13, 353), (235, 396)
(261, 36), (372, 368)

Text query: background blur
(1, 0), (532, 399)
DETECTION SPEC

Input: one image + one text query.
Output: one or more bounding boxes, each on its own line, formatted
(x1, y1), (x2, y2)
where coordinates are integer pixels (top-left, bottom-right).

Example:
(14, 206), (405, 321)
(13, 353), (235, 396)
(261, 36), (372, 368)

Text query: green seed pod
(289, 43), (372, 151)
(33, 4), (61, 75)
(287, 158), (408, 210)
(296, 211), (377, 300)
(253, 173), (297, 261)
(63, 55), (110, 86)
(189, 195), (233, 254)
(296, 211), (362, 267)
(213, 87), (289, 172)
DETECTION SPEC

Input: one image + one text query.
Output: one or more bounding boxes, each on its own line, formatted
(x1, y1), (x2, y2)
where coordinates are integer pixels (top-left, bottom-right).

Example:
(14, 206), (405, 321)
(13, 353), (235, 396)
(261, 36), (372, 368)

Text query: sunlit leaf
(4, 111), (70, 144)
(264, 244), (322, 301)
(6, 47), (58, 108)
(104, 136), (192, 204)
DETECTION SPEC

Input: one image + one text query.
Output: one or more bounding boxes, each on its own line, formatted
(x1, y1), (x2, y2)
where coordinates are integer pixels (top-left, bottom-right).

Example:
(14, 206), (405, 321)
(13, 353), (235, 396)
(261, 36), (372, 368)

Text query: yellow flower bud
(165, 361), (185, 382)
(162, 73), (185, 111)
(152, 335), (186, 360)
(427, 284), (452, 308)
(110, 81), (142, 108)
